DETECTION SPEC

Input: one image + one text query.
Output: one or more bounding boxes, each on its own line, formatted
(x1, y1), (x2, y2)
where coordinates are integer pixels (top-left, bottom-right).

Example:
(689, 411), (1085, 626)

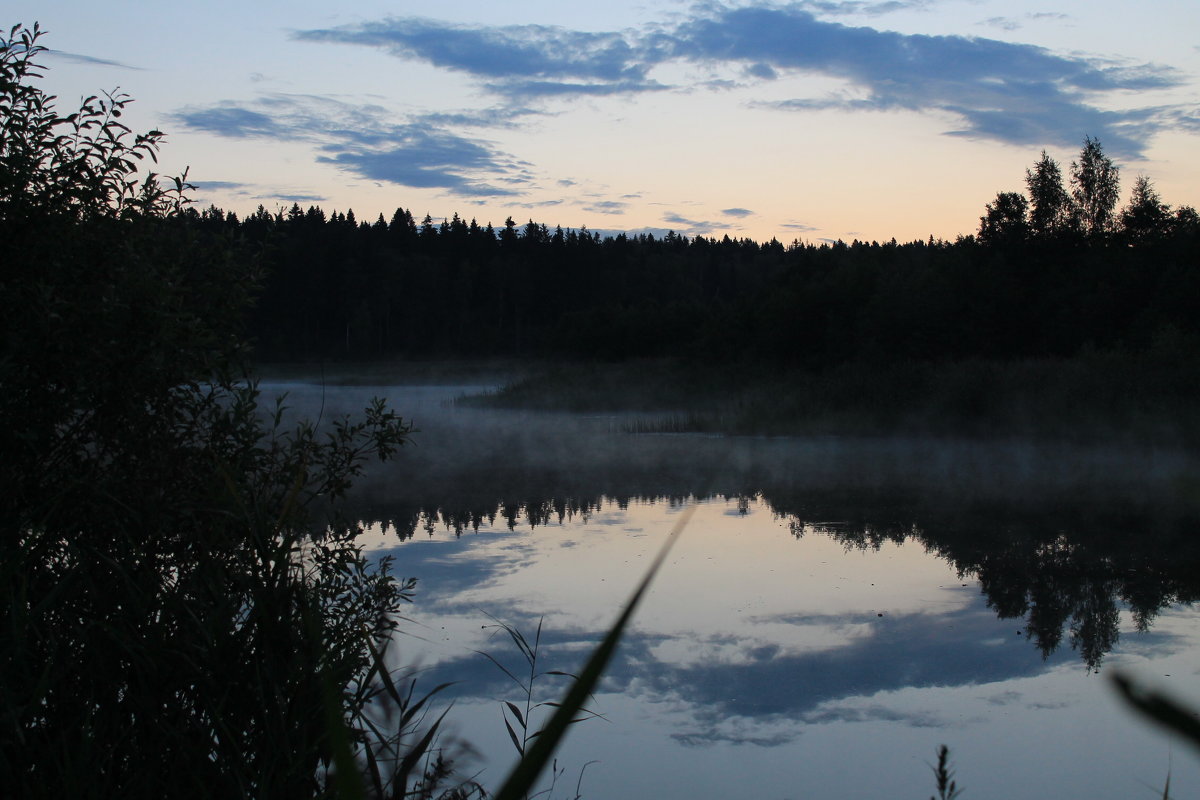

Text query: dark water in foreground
(267, 381), (1200, 799)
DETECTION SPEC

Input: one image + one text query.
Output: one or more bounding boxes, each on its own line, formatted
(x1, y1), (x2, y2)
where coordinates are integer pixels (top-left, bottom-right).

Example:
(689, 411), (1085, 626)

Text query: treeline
(190, 138), (1199, 365)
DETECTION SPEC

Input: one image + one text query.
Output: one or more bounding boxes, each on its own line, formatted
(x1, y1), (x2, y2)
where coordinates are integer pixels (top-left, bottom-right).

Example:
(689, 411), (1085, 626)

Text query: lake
(265, 380), (1200, 800)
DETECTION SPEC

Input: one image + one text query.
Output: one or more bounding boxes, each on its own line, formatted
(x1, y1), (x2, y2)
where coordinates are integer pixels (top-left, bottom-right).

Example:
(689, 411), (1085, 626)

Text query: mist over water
(261, 377), (1200, 800)
(262, 378), (1200, 520)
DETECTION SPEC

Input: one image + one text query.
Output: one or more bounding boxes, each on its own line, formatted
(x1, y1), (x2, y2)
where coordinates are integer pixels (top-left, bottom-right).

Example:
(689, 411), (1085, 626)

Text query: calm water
(267, 381), (1200, 799)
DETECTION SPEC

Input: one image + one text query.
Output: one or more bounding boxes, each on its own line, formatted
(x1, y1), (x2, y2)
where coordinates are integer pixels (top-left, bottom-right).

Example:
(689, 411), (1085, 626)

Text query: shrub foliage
(0, 23), (430, 799)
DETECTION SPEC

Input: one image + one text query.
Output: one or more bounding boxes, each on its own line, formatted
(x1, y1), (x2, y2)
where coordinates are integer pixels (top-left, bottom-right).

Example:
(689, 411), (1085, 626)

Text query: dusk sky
(13, 1), (1200, 243)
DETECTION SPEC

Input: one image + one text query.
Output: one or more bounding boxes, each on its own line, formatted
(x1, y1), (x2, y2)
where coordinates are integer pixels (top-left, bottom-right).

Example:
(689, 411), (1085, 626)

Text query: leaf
(397, 707), (451, 789)
(399, 681), (456, 732)
(475, 649), (526, 691)
(504, 701), (526, 729)
(503, 716), (524, 757)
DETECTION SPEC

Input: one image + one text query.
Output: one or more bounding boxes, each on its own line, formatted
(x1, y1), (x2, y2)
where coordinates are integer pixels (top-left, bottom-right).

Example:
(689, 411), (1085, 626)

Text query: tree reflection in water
(359, 489), (1200, 672)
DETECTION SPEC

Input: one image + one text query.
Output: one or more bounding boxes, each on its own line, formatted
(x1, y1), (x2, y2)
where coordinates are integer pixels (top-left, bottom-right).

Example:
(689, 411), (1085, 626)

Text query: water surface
(267, 381), (1200, 799)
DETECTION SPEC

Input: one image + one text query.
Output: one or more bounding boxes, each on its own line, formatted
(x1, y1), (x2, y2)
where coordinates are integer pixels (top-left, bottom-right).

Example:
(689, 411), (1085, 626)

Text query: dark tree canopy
(1025, 150), (1076, 238)
(1071, 135), (1120, 238)
(978, 191), (1029, 247)
(1, 24), (457, 800)
(1121, 175), (1172, 241)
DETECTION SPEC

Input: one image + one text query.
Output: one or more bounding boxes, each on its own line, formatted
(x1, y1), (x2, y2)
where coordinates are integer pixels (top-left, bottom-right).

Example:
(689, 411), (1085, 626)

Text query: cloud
(978, 11), (1071, 36)
(486, 79), (670, 99)
(317, 135), (522, 197)
(46, 49), (142, 70)
(174, 106), (284, 138)
(799, 0), (934, 16)
(801, 703), (946, 727)
(583, 200), (628, 215)
(980, 17), (1022, 32)
(744, 62), (777, 80)
(190, 180), (328, 207)
(673, 5), (1178, 157)
(295, 17), (655, 93)
(721, 207), (754, 218)
(262, 193), (327, 203)
(189, 180), (252, 191)
(419, 107), (542, 129)
(661, 212), (723, 234)
(671, 729), (798, 747)
(1028, 12), (1070, 23)
(294, 4), (1187, 157)
(614, 604), (1074, 721)
(985, 690), (1023, 706)
(174, 94), (528, 197)
(513, 198), (565, 209)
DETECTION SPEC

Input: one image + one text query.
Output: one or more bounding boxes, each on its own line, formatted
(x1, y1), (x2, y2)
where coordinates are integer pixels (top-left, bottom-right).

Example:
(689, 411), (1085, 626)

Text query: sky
(11, 1), (1200, 243)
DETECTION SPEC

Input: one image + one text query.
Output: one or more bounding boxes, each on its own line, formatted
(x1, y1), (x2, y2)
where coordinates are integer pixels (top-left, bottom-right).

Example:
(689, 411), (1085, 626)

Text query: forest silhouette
(197, 138), (1200, 369)
(215, 146), (1200, 442)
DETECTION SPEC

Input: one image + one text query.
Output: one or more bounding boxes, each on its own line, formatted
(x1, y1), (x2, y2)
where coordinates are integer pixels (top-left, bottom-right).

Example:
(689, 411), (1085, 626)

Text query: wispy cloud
(674, 5), (1176, 156)
(671, 729), (798, 747)
(980, 16), (1022, 32)
(980, 11), (1071, 33)
(295, 18), (657, 96)
(798, 0), (935, 16)
(801, 703), (946, 727)
(294, 3), (1186, 157)
(46, 49), (142, 70)
(262, 192), (327, 203)
(189, 180), (252, 191)
(174, 94), (528, 197)
(191, 181), (328, 207)
(583, 200), (628, 214)
(486, 78), (669, 99)
(722, 207), (755, 218)
(176, 106), (285, 138)
(662, 211), (721, 233)
(1029, 12), (1071, 23)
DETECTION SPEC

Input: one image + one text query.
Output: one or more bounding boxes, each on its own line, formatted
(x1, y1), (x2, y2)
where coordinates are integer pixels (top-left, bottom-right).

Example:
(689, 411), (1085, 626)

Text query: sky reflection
(366, 495), (1200, 799)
